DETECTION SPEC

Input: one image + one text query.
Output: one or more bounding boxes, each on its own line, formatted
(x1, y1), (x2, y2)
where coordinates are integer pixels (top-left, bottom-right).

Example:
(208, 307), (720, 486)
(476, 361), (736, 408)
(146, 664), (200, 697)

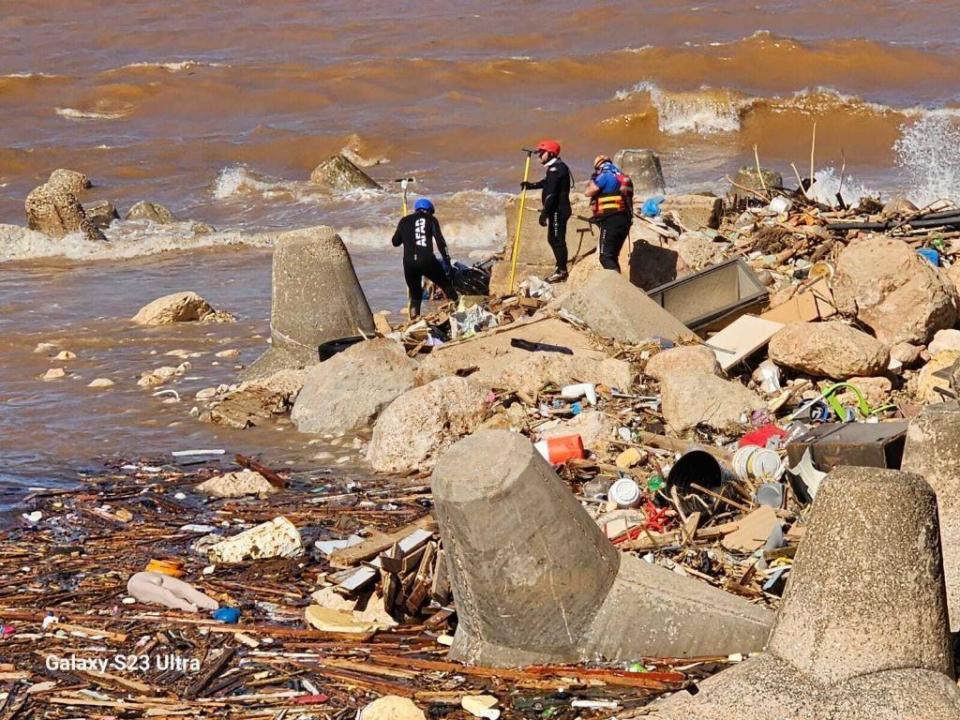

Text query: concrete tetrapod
(645, 466), (960, 720)
(903, 402), (960, 632)
(244, 227), (375, 380)
(430, 430), (773, 667)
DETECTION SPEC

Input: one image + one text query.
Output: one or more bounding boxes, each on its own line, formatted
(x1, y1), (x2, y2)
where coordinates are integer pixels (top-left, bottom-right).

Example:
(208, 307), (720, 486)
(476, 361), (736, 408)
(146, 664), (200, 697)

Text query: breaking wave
(894, 115), (960, 206)
(55, 106), (133, 121)
(117, 60), (228, 72)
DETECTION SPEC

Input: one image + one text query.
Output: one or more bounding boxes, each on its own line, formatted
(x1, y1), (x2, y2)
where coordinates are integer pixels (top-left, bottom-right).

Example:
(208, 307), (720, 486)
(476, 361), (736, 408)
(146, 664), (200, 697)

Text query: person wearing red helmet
(521, 139), (572, 282)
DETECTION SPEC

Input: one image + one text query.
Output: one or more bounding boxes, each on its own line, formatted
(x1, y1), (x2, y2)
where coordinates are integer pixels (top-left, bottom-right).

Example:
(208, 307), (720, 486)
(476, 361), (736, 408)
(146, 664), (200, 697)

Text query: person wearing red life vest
(585, 154), (634, 273)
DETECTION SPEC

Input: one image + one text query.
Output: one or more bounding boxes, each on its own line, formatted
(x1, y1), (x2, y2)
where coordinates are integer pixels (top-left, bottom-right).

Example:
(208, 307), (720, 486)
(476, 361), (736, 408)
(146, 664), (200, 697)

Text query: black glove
(520, 181), (533, 190)
(538, 212), (548, 227)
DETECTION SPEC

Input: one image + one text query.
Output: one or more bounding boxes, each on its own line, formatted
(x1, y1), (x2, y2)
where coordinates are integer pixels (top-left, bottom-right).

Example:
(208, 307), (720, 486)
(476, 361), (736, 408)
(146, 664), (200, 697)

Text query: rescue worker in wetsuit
(585, 155), (632, 273)
(521, 139), (572, 283)
(391, 198), (459, 319)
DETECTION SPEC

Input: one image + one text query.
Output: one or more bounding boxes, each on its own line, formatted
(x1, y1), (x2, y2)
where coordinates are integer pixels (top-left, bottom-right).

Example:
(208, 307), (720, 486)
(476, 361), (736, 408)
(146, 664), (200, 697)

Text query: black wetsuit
(527, 158), (572, 273)
(391, 211), (459, 317)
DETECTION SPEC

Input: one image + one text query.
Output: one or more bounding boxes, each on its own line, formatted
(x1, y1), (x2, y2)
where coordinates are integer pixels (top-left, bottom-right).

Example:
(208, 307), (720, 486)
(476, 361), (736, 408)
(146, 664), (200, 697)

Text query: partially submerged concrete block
(558, 270), (694, 344)
(903, 403), (960, 632)
(645, 466), (959, 720)
(244, 227), (374, 380)
(432, 430), (773, 667)
(503, 194), (594, 267)
(310, 154), (381, 191)
(613, 148), (665, 195)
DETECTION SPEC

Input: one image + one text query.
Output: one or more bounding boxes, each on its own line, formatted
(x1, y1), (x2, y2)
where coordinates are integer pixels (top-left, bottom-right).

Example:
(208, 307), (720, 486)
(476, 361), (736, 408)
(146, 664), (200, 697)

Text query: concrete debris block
(540, 410), (616, 451)
(660, 194), (722, 230)
(613, 148), (665, 194)
(431, 430), (773, 667)
(831, 235), (958, 345)
(767, 321), (889, 380)
(131, 291), (225, 325)
(207, 516), (303, 564)
(731, 165), (783, 198)
(558, 270), (694, 344)
(502, 194), (594, 267)
(769, 467), (952, 683)
(675, 231), (725, 270)
(291, 338), (416, 435)
(310, 154), (381, 191)
(645, 345), (721, 381)
(645, 467), (960, 720)
(366, 376), (489, 474)
(660, 372), (765, 434)
(83, 200), (119, 229)
(917, 351), (960, 403)
(206, 369), (306, 429)
(47, 168), (91, 194)
(928, 328), (960, 355)
(244, 227), (375, 379)
(125, 200), (175, 224)
(903, 404), (960, 632)
(890, 341), (923, 366)
(196, 469), (277, 498)
(360, 696), (426, 720)
(25, 179), (105, 241)
(416, 317), (634, 394)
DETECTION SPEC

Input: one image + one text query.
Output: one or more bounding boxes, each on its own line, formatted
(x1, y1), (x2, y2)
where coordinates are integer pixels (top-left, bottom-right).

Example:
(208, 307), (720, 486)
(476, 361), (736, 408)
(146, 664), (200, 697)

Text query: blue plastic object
(570, 401), (583, 416)
(641, 196), (665, 217)
(917, 247), (941, 267)
(212, 606), (240, 624)
(414, 198), (434, 213)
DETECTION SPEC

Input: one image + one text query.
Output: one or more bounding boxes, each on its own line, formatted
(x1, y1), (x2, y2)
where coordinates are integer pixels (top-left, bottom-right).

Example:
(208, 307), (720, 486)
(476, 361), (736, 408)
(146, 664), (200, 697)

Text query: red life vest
(591, 169), (634, 217)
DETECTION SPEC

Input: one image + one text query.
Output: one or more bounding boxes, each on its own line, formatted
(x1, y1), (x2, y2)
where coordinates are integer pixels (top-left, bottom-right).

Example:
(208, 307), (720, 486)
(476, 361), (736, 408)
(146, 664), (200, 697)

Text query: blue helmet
(414, 198), (434, 213)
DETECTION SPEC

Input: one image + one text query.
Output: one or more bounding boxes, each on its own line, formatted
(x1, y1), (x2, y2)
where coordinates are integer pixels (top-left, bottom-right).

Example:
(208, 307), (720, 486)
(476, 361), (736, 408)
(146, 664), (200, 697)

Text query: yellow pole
(401, 179), (408, 217)
(508, 152), (533, 294)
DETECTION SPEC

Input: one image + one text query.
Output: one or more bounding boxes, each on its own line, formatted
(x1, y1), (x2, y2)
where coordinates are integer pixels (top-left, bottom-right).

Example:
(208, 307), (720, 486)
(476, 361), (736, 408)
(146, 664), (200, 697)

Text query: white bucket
(608, 477), (642, 508)
(733, 445), (783, 482)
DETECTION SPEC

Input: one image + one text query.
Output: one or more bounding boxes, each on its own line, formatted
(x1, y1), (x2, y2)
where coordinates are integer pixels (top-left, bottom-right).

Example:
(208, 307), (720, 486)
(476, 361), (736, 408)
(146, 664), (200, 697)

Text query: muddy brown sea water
(3, 0), (960, 509)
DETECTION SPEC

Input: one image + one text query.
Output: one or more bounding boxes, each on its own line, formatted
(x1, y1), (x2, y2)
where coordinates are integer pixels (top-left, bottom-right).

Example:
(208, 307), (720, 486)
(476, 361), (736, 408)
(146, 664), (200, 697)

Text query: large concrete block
(613, 148), (665, 195)
(558, 269), (694, 344)
(660, 194), (722, 230)
(645, 467), (959, 720)
(903, 403), (960, 632)
(503, 194), (595, 267)
(431, 430), (774, 667)
(244, 227), (374, 379)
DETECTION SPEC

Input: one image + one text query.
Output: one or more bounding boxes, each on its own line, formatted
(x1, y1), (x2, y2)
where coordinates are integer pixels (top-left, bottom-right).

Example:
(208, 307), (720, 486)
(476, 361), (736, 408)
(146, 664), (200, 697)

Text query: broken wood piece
(234, 454), (287, 489)
(328, 516), (436, 568)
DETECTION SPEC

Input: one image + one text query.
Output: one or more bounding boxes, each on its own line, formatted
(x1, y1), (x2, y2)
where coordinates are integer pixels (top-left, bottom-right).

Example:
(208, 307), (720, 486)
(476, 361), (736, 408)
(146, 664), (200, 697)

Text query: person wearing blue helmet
(391, 198), (459, 319)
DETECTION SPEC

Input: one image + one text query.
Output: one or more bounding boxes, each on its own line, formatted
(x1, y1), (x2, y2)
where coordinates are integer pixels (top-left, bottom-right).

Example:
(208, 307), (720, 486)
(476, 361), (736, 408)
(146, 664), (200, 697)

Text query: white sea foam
(117, 60), (227, 72)
(894, 115), (960, 206)
(55, 107), (131, 121)
(807, 167), (878, 209)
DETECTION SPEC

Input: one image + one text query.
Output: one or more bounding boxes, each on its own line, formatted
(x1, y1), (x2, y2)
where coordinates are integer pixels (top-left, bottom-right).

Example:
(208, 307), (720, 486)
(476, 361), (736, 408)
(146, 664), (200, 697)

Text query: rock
(309, 154), (381, 191)
(54, 350), (76, 361)
(207, 369), (306, 428)
(42, 368), (66, 381)
(881, 196), (918, 217)
(25, 179), (105, 241)
(47, 168), (90, 194)
(366, 377), (489, 474)
(645, 345), (721, 381)
(431, 430), (773, 667)
(540, 410), (616, 451)
(675, 231), (725, 270)
(558, 270), (693, 344)
(928, 329), (960, 355)
(360, 696), (426, 720)
(131, 291), (227, 325)
(196, 470), (277, 498)
(87, 378), (115, 388)
(137, 366), (180, 388)
(660, 194), (723, 230)
(206, 516), (302, 564)
(660, 373), (765, 434)
(195, 387), (218, 401)
(768, 321), (890, 380)
(831, 235), (958, 345)
(215, 348), (239, 359)
(839, 376), (893, 409)
(243, 227), (375, 380)
(83, 200), (119, 229)
(416, 317), (634, 394)
(731, 166), (783, 199)
(946, 262), (960, 293)
(891, 342), (923, 366)
(125, 200), (175, 224)
(33, 342), (58, 353)
(917, 351), (960, 403)
(612, 148), (665, 195)
(292, 338), (416, 435)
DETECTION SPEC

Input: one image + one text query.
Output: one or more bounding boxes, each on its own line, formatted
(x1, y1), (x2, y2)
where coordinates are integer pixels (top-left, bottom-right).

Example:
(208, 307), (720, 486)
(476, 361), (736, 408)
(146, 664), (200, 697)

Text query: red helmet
(536, 139), (561, 156)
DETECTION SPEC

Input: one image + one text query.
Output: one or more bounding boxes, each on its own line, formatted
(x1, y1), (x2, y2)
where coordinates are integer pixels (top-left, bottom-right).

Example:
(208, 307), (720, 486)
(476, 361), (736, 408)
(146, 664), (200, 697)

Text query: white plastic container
(608, 477), (642, 508)
(560, 383), (597, 405)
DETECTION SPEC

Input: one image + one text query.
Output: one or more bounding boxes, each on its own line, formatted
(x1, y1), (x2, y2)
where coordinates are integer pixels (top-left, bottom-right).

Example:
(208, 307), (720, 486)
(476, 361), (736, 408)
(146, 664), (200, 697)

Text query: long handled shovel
(508, 149), (536, 294)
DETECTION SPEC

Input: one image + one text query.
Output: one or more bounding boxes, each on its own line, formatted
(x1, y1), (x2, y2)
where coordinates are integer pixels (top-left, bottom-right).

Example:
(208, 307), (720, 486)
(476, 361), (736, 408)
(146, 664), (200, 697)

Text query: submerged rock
(84, 200), (120, 229)
(126, 200), (175, 224)
(310, 154), (381, 191)
(205, 368), (307, 429)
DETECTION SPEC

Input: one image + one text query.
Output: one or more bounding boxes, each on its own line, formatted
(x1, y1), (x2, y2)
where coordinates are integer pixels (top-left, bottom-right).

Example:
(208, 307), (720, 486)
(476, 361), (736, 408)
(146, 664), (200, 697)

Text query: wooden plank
(329, 516), (435, 569)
